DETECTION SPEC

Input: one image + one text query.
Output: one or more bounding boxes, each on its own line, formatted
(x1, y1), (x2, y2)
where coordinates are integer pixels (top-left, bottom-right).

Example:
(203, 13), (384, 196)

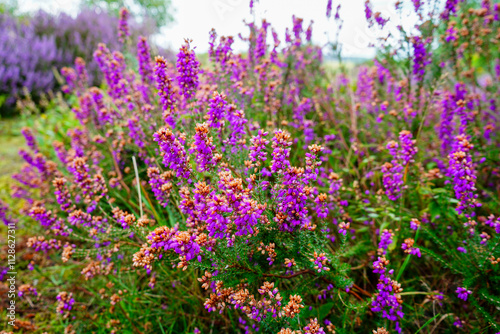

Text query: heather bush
(1, 0), (500, 333)
(0, 8), (156, 115)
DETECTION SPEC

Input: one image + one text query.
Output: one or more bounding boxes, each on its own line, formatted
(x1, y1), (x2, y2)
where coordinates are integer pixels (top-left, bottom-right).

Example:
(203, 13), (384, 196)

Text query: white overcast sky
(18, 0), (426, 58)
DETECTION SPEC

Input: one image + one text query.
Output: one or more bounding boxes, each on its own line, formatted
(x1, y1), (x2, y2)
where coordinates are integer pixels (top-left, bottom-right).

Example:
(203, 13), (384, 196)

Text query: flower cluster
(447, 135), (480, 216)
(176, 39), (200, 100)
(7, 2), (500, 333)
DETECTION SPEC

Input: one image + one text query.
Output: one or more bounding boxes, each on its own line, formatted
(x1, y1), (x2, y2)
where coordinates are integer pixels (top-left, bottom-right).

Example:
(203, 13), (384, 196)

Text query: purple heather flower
(137, 36), (154, 85)
(189, 122), (218, 172)
(0, 200), (17, 227)
(398, 131), (418, 165)
(147, 167), (172, 207)
(314, 193), (329, 219)
(27, 235), (61, 252)
(21, 127), (38, 153)
(326, 0), (333, 18)
(402, 238), (421, 257)
(53, 178), (73, 213)
(291, 16), (304, 46)
(127, 115), (147, 156)
(439, 90), (455, 153)
(311, 252), (330, 273)
(441, 0), (459, 20)
(456, 287), (471, 301)
(371, 255), (404, 333)
(374, 12), (389, 28)
(118, 7), (130, 43)
(74, 57), (89, 92)
(275, 166), (309, 231)
(1, 266), (9, 281)
(412, 36), (430, 82)
(56, 292), (75, 314)
(154, 56), (176, 128)
(382, 160), (403, 201)
(410, 219), (420, 230)
(453, 317), (464, 328)
(176, 39), (200, 100)
(378, 229), (394, 253)
(303, 318), (325, 334)
(249, 130), (269, 165)
(18, 285), (38, 298)
(485, 215), (500, 234)
(270, 129), (292, 174)
(154, 127), (191, 180)
(447, 135), (480, 216)
(413, 0), (421, 13)
(207, 91), (228, 130)
(223, 106), (248, 154)
(365, 0), (373, 25)
(254, 20), (270, 60)
(382, 131), (417, 201)
(61, 66), (77, 94)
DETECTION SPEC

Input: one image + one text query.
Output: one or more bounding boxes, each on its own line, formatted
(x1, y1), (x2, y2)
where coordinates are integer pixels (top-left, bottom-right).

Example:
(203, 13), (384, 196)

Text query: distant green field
(0, 117), (25, 200)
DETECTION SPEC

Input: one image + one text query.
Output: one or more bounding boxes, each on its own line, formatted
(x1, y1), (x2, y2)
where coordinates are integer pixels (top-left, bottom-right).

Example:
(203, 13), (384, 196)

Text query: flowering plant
(2, 1), (500, 333)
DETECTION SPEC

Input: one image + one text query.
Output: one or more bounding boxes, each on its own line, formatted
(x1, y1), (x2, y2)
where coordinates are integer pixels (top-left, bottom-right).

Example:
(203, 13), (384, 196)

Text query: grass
(0, 117), (25, 195)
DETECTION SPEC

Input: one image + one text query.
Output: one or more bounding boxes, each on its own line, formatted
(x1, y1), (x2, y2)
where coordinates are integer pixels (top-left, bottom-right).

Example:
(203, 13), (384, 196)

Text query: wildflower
(326, 0), (333, 18)
(61, 67), (77, 94)
(74, 57), (88, 91)
(56, 292), (75, 314)
(154, 127), (191, 180)
(62, 243), (76, 263)
(453, 316), (464, 328)
(410, 218), (420, 230)
(207, 91), (227, 130)
(378, 229), (394, 254)
(456, 287), (471, 301)
(275, 166), (308, 231)
(283, 294), (304, 319)
(314, 193), (329, 219)
(371, 244), (404, 332)
(310, 252), (330, 272)
(249, 130), (269, 165)
(412, 36), (430, 82)
(189, 122), (218, 172)
(154, 56), (176, 127)
(373, 328), (388, 334)
(147, 167), (173, 207)
(254, 20), (269, 60)
(21, 127), (38, 153)
(401, 238), (421, 257)
(480, 232), (490, 245)
(338, 221), (350, 236)
(176, 39), (200, 100)
(137, 36), (154, 85)
(398, 131), (418, 165)
(18, 284), (37, 298)
(303, 318), (325, 334)
(285, 258), (296, 268)
(447, 135), (480, 216)
(117, 7), (130, 43)
(271, 129), (292, 174)
(0, 200), (17, 227)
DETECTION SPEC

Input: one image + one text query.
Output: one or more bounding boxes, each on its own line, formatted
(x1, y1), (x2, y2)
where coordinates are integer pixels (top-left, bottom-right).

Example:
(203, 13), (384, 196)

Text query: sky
(18, 0), (424, 58)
